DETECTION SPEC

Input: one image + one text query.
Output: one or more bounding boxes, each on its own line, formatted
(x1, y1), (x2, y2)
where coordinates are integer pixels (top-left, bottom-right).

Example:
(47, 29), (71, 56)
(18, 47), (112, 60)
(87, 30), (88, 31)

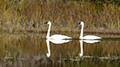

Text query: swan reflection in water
(79, 39), (100, 57)
(46, 39), (71, 57)
(46, 39), (101, 57)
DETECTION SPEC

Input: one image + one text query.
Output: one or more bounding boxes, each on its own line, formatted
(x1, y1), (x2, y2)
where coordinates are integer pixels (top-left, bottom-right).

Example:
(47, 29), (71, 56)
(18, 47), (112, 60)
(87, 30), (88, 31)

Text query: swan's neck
(46, 23), (51, 38)
(80, 23), (84, 38)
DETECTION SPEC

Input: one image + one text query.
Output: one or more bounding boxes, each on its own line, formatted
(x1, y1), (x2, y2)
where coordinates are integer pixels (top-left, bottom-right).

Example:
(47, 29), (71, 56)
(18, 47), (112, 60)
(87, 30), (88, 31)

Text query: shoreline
(0, 27), (120, 38)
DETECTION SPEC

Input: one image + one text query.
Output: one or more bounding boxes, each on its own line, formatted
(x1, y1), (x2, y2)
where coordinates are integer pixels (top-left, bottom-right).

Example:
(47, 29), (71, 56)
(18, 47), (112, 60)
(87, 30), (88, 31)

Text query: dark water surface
(0, 33), (120, 67)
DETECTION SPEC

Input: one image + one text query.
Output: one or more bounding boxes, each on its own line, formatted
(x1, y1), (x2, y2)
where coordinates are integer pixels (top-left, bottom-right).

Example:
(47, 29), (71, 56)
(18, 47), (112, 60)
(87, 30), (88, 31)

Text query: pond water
(0, 33), (120, 67)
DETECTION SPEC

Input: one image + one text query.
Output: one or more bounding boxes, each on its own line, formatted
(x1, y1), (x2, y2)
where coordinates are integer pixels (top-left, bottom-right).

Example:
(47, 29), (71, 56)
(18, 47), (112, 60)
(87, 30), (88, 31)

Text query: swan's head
(44, 21), (51, 25)
(75, 21), (84, 28)
(77, 21), (84, 25)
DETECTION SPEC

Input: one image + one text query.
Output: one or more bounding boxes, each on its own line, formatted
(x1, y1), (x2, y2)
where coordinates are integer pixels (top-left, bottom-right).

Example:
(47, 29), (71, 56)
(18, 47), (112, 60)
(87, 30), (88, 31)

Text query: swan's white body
(45, 21), (71, 40)
(78, 22), (101, 40)
(81, 35), (101, 39)
(48, 35), (71, 40)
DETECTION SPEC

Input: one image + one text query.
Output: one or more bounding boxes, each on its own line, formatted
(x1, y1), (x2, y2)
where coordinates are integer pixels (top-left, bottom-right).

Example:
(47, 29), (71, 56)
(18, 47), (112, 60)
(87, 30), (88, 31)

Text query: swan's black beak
(77, 22), (81, 24)
(44, 22), (48, 24)
(74, 22), (81, 28)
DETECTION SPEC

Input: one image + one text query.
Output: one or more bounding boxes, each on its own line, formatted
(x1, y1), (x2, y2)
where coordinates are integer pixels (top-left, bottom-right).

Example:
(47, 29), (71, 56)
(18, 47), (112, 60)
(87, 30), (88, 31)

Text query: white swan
(78, 21), (102, 40)
(45, 21), (71, 40)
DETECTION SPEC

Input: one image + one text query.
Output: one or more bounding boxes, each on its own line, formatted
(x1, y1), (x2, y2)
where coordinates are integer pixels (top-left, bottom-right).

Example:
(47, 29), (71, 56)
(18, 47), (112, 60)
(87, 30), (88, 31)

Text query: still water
(0, 33), (120, 67)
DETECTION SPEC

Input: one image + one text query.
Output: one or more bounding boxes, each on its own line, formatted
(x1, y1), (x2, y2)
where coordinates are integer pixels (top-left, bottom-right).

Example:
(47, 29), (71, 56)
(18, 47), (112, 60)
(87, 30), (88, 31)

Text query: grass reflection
(0, 34), (120, 67)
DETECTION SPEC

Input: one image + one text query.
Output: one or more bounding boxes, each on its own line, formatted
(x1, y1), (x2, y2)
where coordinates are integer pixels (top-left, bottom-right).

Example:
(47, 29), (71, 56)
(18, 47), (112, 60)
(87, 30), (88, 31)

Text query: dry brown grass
(0, 0), (120, 33)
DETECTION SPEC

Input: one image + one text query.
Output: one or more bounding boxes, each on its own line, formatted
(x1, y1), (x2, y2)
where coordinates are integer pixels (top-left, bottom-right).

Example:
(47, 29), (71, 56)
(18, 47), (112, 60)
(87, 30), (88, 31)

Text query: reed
(0, 0), (120, 33)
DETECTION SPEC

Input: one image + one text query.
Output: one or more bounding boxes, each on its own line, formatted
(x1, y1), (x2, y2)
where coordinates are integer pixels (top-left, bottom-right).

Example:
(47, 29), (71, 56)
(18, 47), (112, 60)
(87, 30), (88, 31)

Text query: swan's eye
(44, 22), (48, 24)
